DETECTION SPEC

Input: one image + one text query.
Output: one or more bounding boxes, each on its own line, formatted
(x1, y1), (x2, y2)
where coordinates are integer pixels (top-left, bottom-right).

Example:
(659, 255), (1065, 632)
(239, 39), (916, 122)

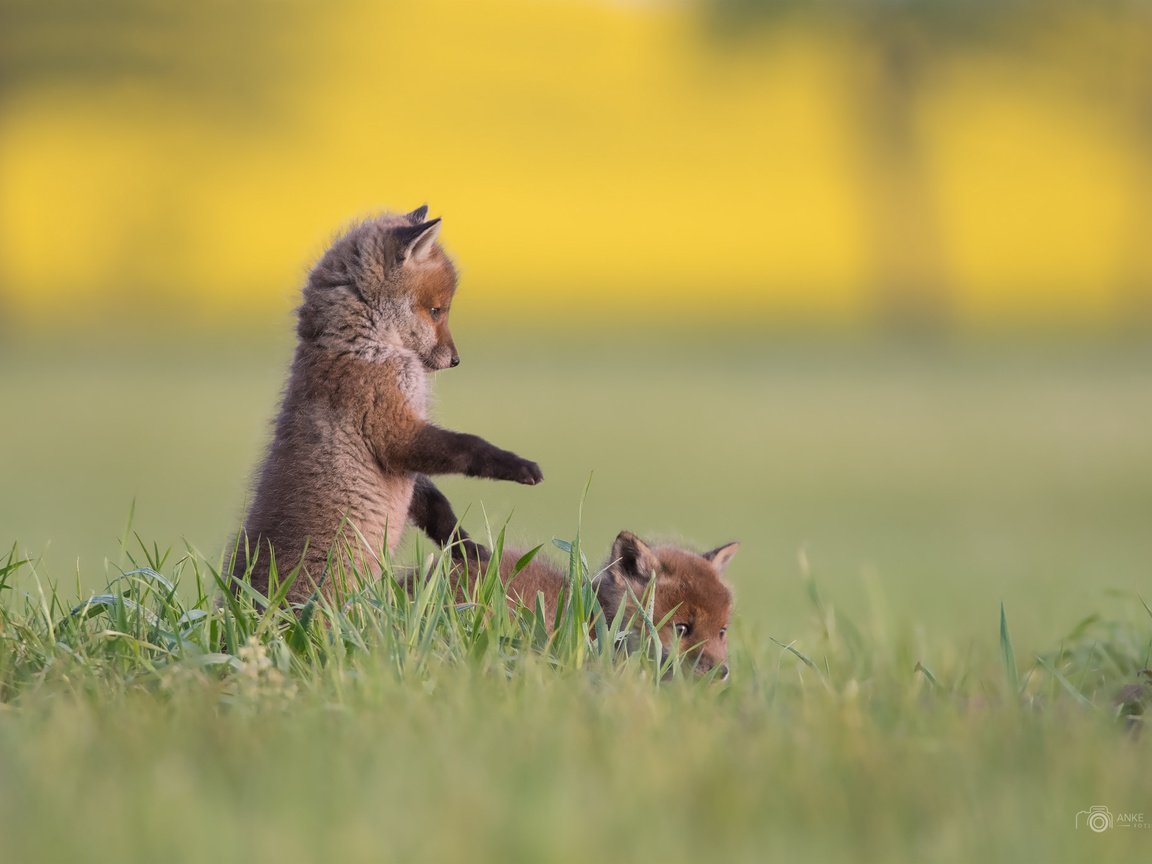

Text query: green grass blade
(1000, 603), (1020, 696)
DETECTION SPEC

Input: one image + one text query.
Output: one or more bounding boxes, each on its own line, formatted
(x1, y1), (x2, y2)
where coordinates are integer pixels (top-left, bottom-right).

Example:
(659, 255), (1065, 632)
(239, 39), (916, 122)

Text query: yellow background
(2, 0), (1148, 332)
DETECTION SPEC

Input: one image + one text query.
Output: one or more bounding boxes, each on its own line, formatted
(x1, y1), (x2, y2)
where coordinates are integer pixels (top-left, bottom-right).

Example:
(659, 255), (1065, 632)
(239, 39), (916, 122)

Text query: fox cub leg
(408, 474), (490, 565)
(398, 425), (543, 486)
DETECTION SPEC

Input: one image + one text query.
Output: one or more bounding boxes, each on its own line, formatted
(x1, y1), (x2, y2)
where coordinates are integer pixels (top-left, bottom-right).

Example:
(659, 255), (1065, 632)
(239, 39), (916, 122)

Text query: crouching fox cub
(233, 207), (541, 605)
(457, 531), (737, 678)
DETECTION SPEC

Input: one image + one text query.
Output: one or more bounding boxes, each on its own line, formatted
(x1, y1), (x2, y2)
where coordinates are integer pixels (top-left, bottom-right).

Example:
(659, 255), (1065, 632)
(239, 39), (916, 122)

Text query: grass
(0, 528), (1149, 864)
(2, 334), (1151, 861)
(3, 334), (1151, 652)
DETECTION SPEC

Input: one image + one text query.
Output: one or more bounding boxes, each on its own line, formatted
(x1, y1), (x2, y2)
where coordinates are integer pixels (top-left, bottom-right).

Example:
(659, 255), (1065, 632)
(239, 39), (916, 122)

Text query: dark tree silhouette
(0, 0), (300, 119)
(1071, 2), (1152, 330)
(702, 0), (1037, 335)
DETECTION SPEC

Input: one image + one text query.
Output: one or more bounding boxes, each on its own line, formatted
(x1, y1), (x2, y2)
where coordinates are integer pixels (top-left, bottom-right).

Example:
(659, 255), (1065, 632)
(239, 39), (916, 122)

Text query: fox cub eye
(673, 622), (691, 638)
(719, 627), (728, 639)
(429, 307), (442, 321)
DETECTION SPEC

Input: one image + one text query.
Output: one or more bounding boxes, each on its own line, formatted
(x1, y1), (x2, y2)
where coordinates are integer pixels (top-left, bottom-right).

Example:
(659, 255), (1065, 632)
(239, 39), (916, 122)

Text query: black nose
(449, 355), (460, 367)
(716, 664), (730, 681)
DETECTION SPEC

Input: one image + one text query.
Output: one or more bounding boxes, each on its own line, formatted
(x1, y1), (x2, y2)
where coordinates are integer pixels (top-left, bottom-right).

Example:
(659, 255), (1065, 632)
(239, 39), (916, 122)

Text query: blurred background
(1, 0), (1149, 651)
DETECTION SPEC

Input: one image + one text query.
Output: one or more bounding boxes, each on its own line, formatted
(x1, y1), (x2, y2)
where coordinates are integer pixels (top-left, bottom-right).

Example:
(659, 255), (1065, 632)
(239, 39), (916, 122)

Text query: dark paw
(489, 450), (543, 485)
(453, 537), (491, 568)
(515, 458), (543, 485)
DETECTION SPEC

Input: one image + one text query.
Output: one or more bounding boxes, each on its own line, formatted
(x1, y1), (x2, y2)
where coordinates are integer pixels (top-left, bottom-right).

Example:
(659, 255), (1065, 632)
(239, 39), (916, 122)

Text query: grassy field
(1, 332), (1150, 862)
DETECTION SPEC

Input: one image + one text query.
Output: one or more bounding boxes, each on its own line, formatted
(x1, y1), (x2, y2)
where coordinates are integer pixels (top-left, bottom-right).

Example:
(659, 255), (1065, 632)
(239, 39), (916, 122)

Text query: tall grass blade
(1035, 656), (1095, 708)
(1000, 603), (1020, 696)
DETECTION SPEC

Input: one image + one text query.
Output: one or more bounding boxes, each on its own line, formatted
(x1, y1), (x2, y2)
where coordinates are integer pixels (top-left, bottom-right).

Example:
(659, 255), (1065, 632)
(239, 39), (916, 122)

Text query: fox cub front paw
(493, 452), (543, 485)
(452, 537), (493, 568)
(516, 458), (544, 485)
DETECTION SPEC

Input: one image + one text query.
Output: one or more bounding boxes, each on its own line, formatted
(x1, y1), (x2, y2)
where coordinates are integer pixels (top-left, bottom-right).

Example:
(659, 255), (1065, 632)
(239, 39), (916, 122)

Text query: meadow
(3, 0), (1150, 859)
(0, 333), (1149, 863)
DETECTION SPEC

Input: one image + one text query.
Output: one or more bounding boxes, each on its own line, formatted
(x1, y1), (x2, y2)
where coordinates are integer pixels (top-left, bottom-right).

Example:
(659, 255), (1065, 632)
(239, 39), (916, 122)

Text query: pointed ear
(702, 542), (739, 574)
(405, 204), (429, 224)
(610, 531), (661, 584)
(394, 218), (441, 264)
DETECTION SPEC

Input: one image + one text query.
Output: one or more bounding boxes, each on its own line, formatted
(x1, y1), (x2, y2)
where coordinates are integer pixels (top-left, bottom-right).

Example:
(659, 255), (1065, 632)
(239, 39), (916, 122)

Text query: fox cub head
(596, 531), (738, 679)
(299, 205), (460, 370)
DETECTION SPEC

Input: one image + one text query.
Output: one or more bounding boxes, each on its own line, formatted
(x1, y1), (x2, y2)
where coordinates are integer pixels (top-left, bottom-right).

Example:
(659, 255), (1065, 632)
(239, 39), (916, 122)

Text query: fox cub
(234, 207), (541, 604)
(458, 531), (737, 678)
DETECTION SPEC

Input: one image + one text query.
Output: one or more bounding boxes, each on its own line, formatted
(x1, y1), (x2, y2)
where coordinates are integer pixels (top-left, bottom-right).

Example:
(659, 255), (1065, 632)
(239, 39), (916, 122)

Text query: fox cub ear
(702, 542), (739, 574)
(405, 204), (429, 224)
(609, 531), (661, 584)
(394, 218), (441, 264)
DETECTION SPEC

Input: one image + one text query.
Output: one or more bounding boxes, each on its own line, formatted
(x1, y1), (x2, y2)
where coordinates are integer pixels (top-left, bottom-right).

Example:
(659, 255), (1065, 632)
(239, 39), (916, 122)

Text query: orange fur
(454, 532), (737, 677)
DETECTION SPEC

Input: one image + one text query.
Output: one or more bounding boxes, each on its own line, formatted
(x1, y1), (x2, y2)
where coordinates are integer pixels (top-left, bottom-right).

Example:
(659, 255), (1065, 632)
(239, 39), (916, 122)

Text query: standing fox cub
(457, 532), (737, 678)
(234, 207), (542, 604)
